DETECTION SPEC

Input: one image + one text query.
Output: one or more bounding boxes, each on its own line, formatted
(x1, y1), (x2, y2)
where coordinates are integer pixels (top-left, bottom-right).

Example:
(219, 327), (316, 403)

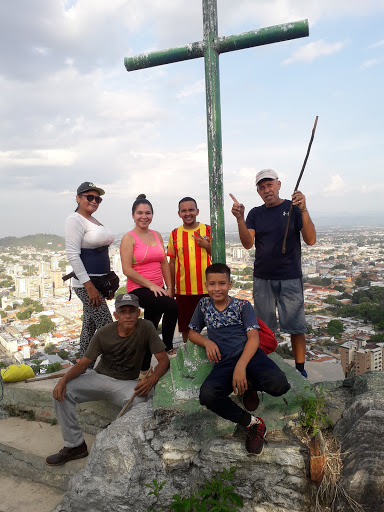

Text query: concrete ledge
(2, 377), (120, 435)
(0, 417), (95, 491)
(0, 470), (64, 512)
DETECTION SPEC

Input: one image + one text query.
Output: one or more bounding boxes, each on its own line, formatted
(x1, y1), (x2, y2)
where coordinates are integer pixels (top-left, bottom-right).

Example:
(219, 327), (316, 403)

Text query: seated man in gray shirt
(46, 293), (170, 466)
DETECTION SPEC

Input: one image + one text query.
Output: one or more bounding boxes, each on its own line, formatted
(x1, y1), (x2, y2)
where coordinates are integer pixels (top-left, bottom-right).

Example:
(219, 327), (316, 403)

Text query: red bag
(257, 317), (277, 354)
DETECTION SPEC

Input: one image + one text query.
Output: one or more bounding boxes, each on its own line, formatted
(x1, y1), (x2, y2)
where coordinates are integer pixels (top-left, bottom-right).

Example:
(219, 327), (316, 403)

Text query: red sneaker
(245, 417), (267, 455)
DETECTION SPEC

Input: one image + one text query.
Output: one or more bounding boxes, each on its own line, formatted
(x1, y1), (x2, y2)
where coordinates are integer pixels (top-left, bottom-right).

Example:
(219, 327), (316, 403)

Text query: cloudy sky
(1, 0), (383, 238)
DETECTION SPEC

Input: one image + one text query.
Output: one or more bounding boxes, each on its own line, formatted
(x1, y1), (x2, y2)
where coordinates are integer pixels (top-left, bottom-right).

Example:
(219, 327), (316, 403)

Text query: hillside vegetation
(0, 233), (65, 250)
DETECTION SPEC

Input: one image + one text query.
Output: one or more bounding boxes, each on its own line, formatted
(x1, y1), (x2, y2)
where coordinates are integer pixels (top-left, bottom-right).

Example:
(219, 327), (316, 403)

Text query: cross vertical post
(203, 0), (225, 262)
(124, 1), (309, 263)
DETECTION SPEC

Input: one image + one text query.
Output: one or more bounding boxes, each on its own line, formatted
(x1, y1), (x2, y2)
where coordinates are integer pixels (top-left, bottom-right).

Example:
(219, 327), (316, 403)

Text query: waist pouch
(63, 270), (120, 300)
(90, 271), (120, 300)
(63, 246), (119, 300)
(80, 246), (111, 274)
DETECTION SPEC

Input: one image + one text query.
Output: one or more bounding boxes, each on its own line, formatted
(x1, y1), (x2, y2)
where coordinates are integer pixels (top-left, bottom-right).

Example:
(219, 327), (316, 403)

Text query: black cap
(77, 182), (105, 196)
(115, 293), (140, 309)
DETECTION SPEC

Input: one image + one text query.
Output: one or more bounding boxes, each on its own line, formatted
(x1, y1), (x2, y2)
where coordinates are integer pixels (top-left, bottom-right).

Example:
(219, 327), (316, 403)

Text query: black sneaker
(46, 441), (88, 466)
(243, 389), (259, 411)
(245, 418), (267, 455)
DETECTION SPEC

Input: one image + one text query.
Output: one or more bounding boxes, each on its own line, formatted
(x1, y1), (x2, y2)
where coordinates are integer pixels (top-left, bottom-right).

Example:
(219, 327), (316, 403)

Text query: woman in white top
(65, 181), (114, 359)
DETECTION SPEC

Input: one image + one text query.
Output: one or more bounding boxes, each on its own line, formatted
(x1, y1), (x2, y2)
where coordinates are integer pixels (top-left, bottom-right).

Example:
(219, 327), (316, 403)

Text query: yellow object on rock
(1, 364), (35, 382)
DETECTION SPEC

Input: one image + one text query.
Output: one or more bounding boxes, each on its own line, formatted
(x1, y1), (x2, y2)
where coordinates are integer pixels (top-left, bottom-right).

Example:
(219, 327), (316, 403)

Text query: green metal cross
(125, 0), (309, 263)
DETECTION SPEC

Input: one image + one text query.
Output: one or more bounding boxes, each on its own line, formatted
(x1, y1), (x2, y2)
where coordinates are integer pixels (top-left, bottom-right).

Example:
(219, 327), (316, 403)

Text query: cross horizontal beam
(125, 20), (308, 71)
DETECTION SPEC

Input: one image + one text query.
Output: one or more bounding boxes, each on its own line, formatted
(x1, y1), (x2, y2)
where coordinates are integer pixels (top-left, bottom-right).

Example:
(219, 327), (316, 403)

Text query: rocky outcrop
(48, 345), (384, 512)
(57, 401), (312, 512)
(54, 349), (314, 512)
(332, 372), (384, 512)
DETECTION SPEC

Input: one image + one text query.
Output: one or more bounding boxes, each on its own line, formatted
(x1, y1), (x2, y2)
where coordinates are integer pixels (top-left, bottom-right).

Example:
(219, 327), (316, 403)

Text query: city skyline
(0, 0), (383, 238)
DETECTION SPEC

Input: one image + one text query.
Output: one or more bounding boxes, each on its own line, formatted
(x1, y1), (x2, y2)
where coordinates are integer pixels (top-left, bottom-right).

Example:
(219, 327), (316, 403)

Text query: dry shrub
(313, 435), (363, 512)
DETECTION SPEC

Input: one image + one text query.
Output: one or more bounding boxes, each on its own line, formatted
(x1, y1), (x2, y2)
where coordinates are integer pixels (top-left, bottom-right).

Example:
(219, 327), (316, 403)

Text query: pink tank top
(126, 230), (165, 292)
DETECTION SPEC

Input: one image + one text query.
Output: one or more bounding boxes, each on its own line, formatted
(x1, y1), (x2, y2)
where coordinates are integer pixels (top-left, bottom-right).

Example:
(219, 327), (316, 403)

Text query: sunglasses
(80, 194), (103, 204)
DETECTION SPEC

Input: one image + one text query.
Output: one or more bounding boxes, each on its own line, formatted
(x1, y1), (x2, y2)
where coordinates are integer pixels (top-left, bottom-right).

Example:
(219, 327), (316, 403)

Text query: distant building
(112, 254), (122, 274)
(303, 264), (316, 275)
(51, 256), (59, 271)
(50, 269), (63, 290)
(232, 247), (244, 260)
(339, 340), (383, 376)
(15, 277), (29, 297)
(38, 261), (51, 277)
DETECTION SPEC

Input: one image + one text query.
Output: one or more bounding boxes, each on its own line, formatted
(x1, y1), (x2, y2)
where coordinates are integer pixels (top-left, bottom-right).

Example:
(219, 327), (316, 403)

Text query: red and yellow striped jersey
(167, 223), (212, 295)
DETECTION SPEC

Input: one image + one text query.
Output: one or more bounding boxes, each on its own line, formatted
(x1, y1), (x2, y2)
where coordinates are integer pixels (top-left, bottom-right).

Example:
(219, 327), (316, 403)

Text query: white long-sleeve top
(65, 212), (114, 288)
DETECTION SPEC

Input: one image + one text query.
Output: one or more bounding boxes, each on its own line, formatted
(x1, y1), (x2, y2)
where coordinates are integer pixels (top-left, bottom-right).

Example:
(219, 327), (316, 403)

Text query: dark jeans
(199, 348), (291, 427)
(132, 287), (178, 370)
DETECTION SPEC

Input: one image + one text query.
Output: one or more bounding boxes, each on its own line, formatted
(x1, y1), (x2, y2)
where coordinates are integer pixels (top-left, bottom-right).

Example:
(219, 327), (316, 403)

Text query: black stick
(281, 116), (318, 254)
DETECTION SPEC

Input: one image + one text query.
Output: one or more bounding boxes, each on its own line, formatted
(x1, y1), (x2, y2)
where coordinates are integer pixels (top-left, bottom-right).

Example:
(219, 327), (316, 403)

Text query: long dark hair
(132, 194), (154, 215)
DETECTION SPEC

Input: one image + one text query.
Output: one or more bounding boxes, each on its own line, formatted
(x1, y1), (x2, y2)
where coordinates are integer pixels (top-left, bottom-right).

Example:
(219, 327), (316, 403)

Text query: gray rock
(59, 399), (311, 512)
(334, 398), (384, 511)
(57, 372), (384, 512)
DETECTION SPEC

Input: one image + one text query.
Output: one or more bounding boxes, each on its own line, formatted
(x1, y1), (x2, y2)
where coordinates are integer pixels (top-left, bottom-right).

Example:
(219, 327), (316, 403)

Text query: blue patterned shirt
(189, 297), (259, 361)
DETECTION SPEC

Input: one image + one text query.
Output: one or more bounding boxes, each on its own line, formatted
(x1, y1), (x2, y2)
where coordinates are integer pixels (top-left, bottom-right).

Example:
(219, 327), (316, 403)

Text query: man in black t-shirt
(46, 293), (169, 466)
(230, 169), (316, 378)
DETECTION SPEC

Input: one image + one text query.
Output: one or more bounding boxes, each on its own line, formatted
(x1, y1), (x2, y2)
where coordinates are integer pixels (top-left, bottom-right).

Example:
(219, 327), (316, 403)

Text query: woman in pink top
(120, 194), (178, 371)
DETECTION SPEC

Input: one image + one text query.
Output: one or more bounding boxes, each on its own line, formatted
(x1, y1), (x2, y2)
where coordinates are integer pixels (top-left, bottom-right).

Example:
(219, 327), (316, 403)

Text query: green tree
(45, 362), (63, 374)
(58, 349), (69, 360)
(275, 344), (294, 358)
(16, 308), (34, 320)
(39, 315), (56, 333)
(30, 359), (44, 375)
(116, 285), (127, 296)
(0, 277), (14, 287)
(5, 305), (12, 311)
(327, 319), (344, 338)
(44, 343), (56, 355)
(28, 316), (56, 336)
(0, 310), (6, 319)
(333, 263), (346, 269)
(59, 261), (69, 272)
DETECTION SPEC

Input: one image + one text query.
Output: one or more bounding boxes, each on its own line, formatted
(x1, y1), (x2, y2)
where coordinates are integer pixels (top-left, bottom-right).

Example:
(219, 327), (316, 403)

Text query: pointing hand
(230, 193), (245, 219)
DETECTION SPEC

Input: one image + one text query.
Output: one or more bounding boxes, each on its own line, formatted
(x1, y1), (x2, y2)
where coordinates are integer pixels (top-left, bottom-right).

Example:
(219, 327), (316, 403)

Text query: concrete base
(0, 471), (63, 512)
(2, 376), (120, 436)
(0, 417), (95, 491)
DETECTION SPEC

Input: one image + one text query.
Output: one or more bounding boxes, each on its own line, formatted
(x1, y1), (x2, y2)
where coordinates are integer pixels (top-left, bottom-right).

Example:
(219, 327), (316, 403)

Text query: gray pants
(54, 370), (147, 448)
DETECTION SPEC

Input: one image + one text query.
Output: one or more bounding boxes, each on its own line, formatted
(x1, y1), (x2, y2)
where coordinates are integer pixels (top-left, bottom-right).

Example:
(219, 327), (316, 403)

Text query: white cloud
(323, 175), (345, 195)
(0, 0), (383, 237)
(32, 47), (51, 57)
(177, 79), (205, 99)
(0, 149), (76, 167)
(283, 39), (346, 64)
(360, 58), (381, 69)
(369, 40), (384, 48)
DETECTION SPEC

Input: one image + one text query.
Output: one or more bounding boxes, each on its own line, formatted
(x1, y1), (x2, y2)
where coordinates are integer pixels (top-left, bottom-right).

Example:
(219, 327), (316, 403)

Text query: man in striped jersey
(168, 197), (212, 342)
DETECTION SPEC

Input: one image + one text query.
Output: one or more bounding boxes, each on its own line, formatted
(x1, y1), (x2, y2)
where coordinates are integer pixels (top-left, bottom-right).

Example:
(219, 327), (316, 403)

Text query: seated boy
(188, 263), (291, 455)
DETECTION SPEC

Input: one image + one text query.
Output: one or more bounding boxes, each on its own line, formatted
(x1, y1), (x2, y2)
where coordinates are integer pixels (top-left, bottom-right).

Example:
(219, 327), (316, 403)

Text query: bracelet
(300, 209), (307, 213)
